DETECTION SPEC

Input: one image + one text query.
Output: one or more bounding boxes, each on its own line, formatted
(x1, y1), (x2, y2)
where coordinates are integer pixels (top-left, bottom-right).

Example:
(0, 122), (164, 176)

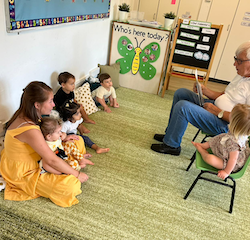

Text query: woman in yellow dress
(0, 81), (89, 207)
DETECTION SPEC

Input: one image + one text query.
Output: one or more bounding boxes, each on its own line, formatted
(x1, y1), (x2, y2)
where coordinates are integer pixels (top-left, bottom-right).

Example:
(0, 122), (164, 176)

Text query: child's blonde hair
(229, 104), (250, 139)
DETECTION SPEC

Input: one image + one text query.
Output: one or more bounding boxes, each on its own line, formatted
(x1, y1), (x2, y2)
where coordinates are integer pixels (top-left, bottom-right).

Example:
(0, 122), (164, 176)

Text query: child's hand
(113, 102), (119, 108)
(63, 134), (79, 142)
(217, 170), (229, 180)
(104, 107), (112, 113)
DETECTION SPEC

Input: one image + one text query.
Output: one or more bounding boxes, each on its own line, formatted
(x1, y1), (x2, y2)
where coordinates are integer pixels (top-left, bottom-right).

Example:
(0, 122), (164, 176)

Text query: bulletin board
(161, 18), (223, 97)
(5, 0), (110, 32)
(109, 21), (171, 94)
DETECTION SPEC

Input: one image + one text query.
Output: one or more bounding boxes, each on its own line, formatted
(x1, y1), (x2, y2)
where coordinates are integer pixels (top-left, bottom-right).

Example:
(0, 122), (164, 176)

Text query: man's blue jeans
(163, 88), (229, 148)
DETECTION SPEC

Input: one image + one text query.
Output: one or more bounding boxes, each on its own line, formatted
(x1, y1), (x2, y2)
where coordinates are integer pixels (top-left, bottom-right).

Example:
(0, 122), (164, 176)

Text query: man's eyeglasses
(234, 56), (250, 65)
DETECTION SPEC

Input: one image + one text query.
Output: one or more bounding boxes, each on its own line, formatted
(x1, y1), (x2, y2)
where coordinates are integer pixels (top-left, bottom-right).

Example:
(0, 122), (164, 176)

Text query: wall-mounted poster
(109, 22), (171, 94)
(5, 0), (110, 32)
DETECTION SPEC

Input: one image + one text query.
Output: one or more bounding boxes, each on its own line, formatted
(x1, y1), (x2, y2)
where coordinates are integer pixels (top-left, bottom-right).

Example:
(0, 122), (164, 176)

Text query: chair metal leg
(229, 178), (236, 214)
(184, 171), (237, 213)
(184, 171), (204, 199)
(186, 152), (196, 171)
(201, 135), (209, 143)
(192, 129), (201, 142)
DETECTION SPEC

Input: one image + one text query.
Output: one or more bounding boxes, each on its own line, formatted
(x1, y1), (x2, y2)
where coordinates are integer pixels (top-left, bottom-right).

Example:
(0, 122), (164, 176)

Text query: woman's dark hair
(6, 81), (53, 128)
(59, 100), (80, 121)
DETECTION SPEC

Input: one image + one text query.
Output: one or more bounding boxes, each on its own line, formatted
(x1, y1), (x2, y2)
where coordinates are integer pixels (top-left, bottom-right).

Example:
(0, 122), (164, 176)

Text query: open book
(195, 69), (204, 106)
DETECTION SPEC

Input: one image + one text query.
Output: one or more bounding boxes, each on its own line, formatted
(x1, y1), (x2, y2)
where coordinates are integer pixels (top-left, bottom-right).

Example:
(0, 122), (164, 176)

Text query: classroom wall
(0, 0), (130, 124)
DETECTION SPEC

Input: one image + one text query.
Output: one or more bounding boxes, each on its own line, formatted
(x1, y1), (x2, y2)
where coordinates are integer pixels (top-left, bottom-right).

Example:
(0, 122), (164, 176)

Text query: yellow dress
(0, 125), (82, 207)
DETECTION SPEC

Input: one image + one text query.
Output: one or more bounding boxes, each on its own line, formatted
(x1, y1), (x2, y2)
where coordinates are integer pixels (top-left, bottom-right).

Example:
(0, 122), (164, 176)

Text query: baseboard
(208, 78), (230, 85)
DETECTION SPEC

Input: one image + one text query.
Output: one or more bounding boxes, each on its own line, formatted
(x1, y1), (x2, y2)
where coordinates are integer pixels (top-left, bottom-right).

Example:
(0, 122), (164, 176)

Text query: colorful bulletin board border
(6, 0), (110, 32)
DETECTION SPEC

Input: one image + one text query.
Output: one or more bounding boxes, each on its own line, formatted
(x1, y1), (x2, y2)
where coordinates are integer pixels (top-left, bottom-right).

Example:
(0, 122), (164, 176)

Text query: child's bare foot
(79, 158), (94, 168)
(96, 147), (110, 154)
(191, 141), (199, 148)
(82, 125), (90, 134)
(78, 172), (89, 183)
(84, 153), (92, 159)
(104, 107), (112, 113)
(84, 119), (96, 124)
(191, 141), (204, 153)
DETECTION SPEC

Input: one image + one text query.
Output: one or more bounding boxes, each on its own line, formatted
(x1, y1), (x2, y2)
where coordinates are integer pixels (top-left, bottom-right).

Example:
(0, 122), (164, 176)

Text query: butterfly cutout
(116, 36), (160, 80)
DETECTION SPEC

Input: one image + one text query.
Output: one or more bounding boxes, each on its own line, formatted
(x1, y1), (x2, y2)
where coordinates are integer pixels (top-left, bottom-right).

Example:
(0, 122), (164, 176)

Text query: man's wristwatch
(218, 110), (224, 119)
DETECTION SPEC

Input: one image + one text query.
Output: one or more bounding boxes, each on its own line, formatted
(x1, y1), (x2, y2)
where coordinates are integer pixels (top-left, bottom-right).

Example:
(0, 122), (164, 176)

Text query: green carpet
(1, 87), (250, 239)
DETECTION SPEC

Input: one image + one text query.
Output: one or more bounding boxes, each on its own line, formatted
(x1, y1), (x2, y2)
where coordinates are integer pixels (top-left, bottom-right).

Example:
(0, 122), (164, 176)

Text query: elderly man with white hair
(151, 41), (250, 156)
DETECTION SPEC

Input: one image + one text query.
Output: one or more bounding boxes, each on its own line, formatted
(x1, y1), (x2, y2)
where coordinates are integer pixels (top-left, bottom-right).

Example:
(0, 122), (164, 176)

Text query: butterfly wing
(139, 42), (161, 80)
(116, 36), (134, 74)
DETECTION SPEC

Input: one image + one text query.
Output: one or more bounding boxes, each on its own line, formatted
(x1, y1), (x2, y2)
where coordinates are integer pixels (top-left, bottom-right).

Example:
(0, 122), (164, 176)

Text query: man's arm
(202, 103), (230, 122)
(193, 82), (229, 122)
(193, 82), (224, 100)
